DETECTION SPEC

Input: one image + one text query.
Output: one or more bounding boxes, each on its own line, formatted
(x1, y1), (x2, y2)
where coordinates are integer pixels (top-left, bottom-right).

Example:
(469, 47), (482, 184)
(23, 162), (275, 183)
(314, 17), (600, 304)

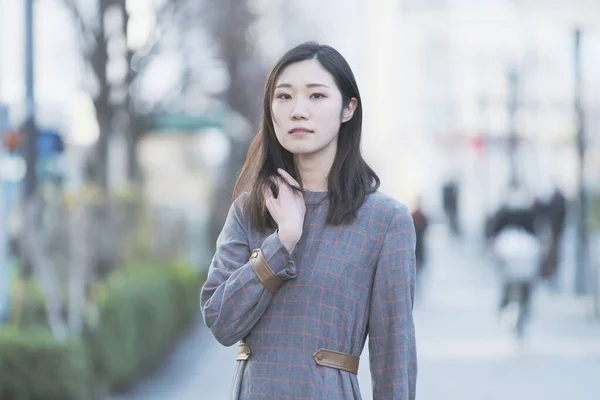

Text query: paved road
(110, 225), (600, 399)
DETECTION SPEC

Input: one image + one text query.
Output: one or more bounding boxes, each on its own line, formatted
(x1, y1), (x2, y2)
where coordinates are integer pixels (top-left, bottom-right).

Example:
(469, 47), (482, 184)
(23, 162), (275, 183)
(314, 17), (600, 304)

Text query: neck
(295, 146), (336, 192)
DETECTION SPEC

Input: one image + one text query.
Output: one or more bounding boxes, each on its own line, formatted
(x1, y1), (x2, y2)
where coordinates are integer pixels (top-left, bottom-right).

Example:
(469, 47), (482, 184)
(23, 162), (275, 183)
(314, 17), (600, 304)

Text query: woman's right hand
(264, 168), (306, 253)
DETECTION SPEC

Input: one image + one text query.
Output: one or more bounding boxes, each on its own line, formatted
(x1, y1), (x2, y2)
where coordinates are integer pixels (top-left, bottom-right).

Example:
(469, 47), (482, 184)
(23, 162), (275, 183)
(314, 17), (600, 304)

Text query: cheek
(271, 102), (289, 127)
(318, 103), (343, 130)
(271, 104), (280, 125)
(270, 106), (286, 143)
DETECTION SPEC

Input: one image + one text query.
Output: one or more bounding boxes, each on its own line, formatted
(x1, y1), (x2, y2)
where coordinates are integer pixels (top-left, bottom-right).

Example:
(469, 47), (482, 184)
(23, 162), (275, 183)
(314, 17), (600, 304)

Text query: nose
(290, 97), (309, 120)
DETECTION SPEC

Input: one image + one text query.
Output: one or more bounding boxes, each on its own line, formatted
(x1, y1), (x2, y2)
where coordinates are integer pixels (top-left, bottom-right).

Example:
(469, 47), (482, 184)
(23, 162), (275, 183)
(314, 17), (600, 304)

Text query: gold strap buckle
(249, 248), (283, 293)
(236, 343), (252, 361)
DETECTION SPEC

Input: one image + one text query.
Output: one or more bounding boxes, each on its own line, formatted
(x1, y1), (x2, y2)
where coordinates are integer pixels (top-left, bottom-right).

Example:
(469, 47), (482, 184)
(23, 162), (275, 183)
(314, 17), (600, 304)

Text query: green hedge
(0, 262), (205, 399)
(86, 263), (204, 390)
(0, 328), (91, 400)
(8, 273), (52, 330)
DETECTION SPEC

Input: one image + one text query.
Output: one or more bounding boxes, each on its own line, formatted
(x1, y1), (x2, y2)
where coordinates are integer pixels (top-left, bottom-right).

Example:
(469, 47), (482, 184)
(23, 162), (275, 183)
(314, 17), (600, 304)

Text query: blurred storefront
(137, 110), (251, 269)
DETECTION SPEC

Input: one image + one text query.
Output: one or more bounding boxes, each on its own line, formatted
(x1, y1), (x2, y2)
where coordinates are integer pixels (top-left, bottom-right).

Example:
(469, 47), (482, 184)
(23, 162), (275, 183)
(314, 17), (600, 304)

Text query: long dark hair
(234, 41), (380, 231)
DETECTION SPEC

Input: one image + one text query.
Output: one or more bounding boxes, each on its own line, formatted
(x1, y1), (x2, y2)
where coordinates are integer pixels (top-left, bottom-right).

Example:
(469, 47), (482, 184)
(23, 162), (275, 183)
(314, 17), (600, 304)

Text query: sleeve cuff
(260, 231), (297, 281)
(249, 248), (282, 293)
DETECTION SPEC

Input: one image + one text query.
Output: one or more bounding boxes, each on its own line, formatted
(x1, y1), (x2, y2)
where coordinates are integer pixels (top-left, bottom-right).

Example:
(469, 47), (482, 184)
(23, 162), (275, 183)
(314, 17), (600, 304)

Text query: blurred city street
(109, 225), (600, 400)
(2, 1), (600, 399)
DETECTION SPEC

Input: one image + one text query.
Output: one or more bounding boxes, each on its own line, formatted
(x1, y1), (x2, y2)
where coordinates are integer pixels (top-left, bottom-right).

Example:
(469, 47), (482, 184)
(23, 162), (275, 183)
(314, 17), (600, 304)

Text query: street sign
(152, 112), (228, 132)
(37, 128), (64, 156)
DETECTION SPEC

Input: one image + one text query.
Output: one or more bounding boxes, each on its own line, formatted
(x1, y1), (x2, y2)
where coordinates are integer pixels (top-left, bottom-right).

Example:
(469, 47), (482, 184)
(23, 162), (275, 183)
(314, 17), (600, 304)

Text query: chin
(282, 142), (321, 155)
(281, 136), (337, 156)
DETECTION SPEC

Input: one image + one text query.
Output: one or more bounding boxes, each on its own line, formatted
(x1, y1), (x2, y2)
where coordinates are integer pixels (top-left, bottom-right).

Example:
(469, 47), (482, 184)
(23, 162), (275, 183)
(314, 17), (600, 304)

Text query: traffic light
(1, 130), (23, 152)
(2, 128), (64, 155)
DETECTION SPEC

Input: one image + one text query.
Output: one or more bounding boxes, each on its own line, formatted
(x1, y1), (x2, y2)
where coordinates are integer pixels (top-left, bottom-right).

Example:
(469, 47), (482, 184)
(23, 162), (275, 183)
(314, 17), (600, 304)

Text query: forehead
(275, 59), (337, 88)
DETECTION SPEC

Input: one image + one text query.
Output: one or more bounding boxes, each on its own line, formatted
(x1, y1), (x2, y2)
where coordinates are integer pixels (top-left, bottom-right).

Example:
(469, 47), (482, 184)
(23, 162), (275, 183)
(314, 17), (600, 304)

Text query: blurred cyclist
(486, 181), (550, 340)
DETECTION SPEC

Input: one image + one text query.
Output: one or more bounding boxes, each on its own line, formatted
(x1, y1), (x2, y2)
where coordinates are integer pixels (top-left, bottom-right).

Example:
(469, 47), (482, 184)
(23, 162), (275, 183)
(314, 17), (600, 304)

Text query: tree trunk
(119, 0), (142, 185)
(126, 116), (143, 183)
(67, 147), (90, 335)
(90, 0), (112, 192)
(93, 112), (111, 191)
(24, 198), (68, 340)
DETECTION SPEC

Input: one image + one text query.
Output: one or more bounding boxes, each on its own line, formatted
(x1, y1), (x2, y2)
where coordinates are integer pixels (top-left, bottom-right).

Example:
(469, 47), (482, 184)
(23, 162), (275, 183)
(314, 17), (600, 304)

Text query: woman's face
(271, 59), (356, 157)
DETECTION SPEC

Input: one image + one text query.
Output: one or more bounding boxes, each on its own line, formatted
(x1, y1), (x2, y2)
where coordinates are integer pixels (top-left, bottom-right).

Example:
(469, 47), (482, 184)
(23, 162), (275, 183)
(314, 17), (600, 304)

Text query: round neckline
(303, 190), (328, 205)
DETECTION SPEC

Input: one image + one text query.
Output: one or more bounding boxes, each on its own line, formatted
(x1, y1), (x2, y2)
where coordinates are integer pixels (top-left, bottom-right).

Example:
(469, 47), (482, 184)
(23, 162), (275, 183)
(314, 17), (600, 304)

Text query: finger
(273, 176), (295, 197)
(263, 183), (275, 202)
(277, 168), (300, 188)
(263, 186), (275, 215)
(264, 196), (274, 215)
(269, 176), (284, 198)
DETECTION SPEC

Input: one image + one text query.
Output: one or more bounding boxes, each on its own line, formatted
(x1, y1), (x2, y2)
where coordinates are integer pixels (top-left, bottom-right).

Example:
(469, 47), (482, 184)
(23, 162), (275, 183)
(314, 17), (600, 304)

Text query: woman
(200, 42), (417, 400)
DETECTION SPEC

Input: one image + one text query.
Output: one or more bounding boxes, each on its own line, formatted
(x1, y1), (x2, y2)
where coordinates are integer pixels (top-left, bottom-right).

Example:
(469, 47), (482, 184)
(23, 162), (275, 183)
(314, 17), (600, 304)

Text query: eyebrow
(275, 83), (330, 89)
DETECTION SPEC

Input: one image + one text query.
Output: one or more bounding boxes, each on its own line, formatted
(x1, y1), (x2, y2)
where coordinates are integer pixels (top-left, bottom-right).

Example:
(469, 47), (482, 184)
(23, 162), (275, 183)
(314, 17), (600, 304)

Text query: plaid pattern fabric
(200, 190), (417, 399)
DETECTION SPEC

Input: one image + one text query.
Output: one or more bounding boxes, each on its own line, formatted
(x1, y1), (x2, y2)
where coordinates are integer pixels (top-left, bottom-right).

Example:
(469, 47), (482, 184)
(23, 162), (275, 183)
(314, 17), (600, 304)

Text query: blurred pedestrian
(486, 181), (550, 339)
(411, 197), (429, 278)
(539, 187), (567, 281)
(200, 42), (417, 400)
(442, 179), (460, 236)
(492, 225), (541, 338)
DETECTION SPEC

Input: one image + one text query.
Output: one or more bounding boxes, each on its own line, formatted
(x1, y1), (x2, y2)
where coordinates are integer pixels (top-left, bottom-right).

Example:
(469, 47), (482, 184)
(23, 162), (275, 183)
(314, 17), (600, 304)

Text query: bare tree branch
(61, 0), (97, 56)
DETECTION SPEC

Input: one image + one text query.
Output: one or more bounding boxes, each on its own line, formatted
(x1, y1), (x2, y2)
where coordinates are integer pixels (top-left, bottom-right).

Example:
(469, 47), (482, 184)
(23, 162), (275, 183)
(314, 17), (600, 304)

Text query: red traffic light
(2, 129), (23, 151)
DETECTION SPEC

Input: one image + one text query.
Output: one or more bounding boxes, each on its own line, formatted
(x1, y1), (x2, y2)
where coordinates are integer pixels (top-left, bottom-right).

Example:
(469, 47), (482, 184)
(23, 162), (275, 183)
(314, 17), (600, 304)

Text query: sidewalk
(110, 225), (600, 399)
(413, 225), (600, 400)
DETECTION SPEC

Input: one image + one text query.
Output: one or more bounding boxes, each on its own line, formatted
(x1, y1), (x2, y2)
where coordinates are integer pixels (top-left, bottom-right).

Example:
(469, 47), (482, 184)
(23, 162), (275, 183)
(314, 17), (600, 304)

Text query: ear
(341, 98), (358, 123)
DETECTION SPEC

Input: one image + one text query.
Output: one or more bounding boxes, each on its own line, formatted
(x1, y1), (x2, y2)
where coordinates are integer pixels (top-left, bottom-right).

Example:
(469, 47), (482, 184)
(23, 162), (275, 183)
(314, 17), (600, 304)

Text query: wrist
(278, 228), (301, 252)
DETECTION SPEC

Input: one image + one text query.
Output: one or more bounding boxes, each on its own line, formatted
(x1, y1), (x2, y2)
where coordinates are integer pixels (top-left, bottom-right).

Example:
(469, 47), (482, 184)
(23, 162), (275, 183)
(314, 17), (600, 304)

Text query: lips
(289, 128), (314, 136)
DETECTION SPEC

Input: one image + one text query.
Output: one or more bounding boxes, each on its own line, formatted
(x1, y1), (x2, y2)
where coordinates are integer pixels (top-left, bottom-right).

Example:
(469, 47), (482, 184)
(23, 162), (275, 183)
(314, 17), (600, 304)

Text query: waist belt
(236, 343), (359, 375)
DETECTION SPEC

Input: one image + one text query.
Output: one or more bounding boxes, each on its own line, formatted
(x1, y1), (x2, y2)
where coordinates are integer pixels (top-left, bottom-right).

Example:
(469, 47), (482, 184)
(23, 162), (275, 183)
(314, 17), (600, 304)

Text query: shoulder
(232, 191), (250, 211)
(362, 191), (415, 241)
(226, 192), (251, 230)
(364, 191), (412, 222)
(362, 192), (416, 253)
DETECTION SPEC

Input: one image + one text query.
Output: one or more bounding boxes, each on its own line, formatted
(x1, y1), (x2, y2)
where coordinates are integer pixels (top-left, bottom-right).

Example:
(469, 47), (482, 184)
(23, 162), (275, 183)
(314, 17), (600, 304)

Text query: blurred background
(1, 0), (599, 399)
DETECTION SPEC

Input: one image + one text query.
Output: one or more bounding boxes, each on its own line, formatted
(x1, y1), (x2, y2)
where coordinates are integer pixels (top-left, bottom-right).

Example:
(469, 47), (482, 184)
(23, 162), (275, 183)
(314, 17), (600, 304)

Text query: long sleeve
(200, 197), (297, 346)
(368, 204), (417, 400)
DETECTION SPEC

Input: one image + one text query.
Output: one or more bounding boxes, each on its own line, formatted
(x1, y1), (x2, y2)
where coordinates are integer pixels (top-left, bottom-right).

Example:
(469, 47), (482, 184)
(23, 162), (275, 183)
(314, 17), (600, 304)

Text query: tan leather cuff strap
(236, 344), (360, 375)
(236, 343), (251, 361)
(313, 348), (360, 374)
(249, 248), (283, 293)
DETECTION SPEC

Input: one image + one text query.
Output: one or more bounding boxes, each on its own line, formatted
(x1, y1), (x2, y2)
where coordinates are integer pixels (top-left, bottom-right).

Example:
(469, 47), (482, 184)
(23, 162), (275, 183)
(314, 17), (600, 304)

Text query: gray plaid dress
(200, 190), (417, 399)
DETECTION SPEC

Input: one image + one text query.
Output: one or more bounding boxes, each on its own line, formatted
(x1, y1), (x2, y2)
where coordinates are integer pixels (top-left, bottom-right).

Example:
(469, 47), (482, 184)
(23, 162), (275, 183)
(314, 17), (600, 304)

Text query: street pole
(0, 0), (8, 321)
(574, 29), (588, 295)
(23, 0), (37, 201)
(0, 105), (8, 321)
(21, 0), (67, 340)
(507, 68), (519, 186)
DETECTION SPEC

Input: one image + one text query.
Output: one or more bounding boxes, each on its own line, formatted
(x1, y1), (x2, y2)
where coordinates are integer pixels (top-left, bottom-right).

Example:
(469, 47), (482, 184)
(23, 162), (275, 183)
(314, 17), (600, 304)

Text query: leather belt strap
(249, 248), (282, 293)
(313, 348), (360, 375)
(236, 344), (359, 375)
(236, 343), (251, 361)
